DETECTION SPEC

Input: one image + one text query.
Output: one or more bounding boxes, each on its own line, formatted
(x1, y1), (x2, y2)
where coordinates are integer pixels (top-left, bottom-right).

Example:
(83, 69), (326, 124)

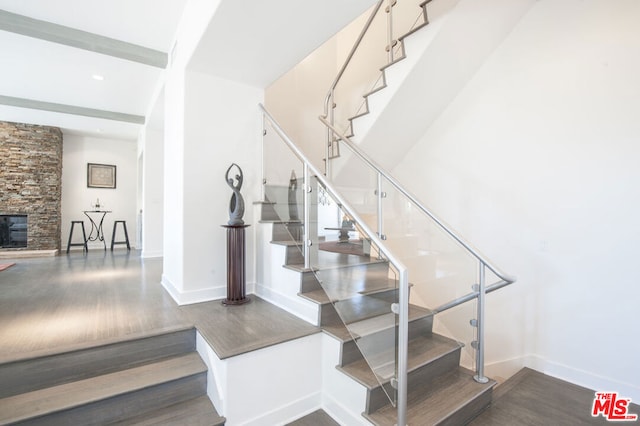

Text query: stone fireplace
(0, 121), (63, 252)
(0, 214), (27, 248)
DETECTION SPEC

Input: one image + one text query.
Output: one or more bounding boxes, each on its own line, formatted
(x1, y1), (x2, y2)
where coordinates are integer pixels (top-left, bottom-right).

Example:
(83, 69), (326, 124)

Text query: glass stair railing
(262, 100), (515, 424)
(261, 104), (412, 411)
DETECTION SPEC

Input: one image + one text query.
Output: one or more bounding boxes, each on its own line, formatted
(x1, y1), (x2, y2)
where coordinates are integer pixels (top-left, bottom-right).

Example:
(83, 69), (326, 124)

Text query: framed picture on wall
(87, 163), (116, 188)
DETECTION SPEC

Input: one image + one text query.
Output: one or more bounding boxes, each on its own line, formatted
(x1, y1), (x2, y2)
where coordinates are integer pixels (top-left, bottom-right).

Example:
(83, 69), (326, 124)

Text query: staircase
(0, 327), (225, 425)
(325, 0), (535, 171)
(258, 188), (496, 425)
(324, 0), (447, 163)
(258, 0), (516, 423)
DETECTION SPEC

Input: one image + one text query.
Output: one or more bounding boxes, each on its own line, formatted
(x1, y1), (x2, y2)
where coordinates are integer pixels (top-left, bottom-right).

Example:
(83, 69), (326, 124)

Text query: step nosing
(0, 326), (196, 366)
(0, 353), (205, 424)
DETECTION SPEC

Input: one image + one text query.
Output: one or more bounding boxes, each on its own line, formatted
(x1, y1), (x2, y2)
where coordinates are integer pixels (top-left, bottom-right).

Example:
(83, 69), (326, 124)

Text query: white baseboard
(533, 357), (640, 403)
(255, 283), (319, 326)
(140, 249), (163, 258)
(323, 394), (372, 426)
(162, 274), (250, 305)
(487, 354), (640, 402)
(243, 392), (322, 426)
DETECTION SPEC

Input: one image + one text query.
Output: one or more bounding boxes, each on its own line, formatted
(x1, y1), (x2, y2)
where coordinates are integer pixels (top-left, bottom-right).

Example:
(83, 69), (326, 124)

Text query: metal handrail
(432, 280), (511, 315)
(322, 0), (386, 119)
(319, 115), (516, 286)
(259, 103), (411, 425)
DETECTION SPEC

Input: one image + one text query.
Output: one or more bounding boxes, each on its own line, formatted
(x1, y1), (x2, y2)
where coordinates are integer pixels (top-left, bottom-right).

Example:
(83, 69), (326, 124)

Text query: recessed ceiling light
(92, 74), (105, 81)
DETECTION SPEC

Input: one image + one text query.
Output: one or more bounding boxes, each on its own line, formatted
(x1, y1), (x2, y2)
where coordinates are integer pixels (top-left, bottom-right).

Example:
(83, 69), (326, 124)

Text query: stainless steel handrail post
(387, 0), (394, 63)
(397, 268), (409, 426)
(261, 103), (408, 421)
(319, 115), (516, 285)
(303, 163), (311, 270)
(377, 172), (384, 240)
(261, 113), (266, 201)
(474, 263), (488, 384)
(326, 89), (335, 176)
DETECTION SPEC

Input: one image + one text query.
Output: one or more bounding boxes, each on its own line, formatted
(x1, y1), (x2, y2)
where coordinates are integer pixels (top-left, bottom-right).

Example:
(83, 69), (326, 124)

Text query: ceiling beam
(0, 9), (167, 68)
(0, 95), (145, 124)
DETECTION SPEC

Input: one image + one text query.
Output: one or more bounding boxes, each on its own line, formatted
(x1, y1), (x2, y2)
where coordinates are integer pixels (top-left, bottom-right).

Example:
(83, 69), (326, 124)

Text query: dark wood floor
(470, 368), (640, 426)
(3, 251), (638, 425)
(0, 250), (318, 364)
(290, 369), (640, 425)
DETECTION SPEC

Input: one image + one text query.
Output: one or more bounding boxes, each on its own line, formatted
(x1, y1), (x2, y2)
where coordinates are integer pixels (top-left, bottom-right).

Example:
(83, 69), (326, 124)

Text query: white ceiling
(0, 0), (375, 141)
(0, 0), (187, 140)
(189, 0), (376, 88)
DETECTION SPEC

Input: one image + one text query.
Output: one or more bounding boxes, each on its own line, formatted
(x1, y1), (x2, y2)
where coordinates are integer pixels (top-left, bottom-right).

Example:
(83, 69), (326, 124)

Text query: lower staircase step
(322, 304), (432, 342)
(339, 333), (462, 387)
(364, 367), (496, 426)
(112, 395), (225, 426)
(0, 326), (196, 399)
(0, 353), (207, 425)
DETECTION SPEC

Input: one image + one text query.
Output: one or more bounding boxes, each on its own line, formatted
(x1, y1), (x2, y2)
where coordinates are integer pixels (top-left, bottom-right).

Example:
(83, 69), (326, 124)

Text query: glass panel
(263, 122), (305, 264)
(379, 177), (478, 358)
(311, 176), (398, 407)
(327, 149), (380, 236)
(433, 299), (477, 372)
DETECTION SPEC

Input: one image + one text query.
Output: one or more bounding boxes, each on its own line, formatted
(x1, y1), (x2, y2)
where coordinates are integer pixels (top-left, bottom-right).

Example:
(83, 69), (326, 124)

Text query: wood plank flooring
(4, 252), (638, 425)
(0, 251), (188, 363)
(292, 369), (640, 425)
(287, 409), (340, 426)
(179, 295), (319, 359)
(469, 368), (640, 426)
(0, 251), (319, 364)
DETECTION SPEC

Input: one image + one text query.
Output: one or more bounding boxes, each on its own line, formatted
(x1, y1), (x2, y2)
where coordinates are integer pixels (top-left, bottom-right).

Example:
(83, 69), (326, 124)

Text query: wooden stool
(111, 220), (130, 251)
(67, 221), (88, 253)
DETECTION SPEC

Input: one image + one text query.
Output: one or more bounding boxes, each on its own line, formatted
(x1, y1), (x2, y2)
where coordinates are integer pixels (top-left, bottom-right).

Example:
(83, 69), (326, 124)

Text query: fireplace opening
(0, 215), (27, 248)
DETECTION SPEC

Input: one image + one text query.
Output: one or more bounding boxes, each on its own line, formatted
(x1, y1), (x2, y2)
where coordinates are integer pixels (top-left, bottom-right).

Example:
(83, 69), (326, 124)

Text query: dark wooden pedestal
(221, 224), (251, 306)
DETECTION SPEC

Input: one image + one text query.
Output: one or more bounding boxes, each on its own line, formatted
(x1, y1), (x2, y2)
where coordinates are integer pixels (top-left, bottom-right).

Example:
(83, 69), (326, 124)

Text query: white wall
(61, 134), (138, 251)
(265, 37), (338, 172)
(264, 8), (372, 170)
(181, 70), (262, 302)
(161, 0), (223, 299)
(162, 0), (267, 305)
(393, 0), (640, 400)
(139, 126), (165, 258)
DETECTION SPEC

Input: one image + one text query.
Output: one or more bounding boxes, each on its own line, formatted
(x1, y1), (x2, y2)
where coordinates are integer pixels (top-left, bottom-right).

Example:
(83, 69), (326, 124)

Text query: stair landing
(178, 295), (320, 360)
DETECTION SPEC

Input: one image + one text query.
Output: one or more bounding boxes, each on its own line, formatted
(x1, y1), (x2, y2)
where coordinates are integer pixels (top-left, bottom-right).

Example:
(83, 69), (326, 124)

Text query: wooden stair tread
(0, 324), (195, 366)
(112, 395), (225, 426)
(322, 304), (432, 342)
(258, 219), (301, 224)
(315, 262), (394, 290)
(284, 250), (386, 272)
(348, 305), (431, 338)
(299, 278), (397, 305)
(270, 240), (304, 247)
(0, 327), (197, 399)
(339, 333), (461, 388)
(333, 291), (398, 325)
(365, 368), (496, 426)
(0, 352), (206, 424)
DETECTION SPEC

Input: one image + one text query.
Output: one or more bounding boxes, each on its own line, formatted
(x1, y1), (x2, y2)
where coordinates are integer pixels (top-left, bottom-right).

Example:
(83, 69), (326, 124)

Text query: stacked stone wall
(0, 121), (63, 251)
